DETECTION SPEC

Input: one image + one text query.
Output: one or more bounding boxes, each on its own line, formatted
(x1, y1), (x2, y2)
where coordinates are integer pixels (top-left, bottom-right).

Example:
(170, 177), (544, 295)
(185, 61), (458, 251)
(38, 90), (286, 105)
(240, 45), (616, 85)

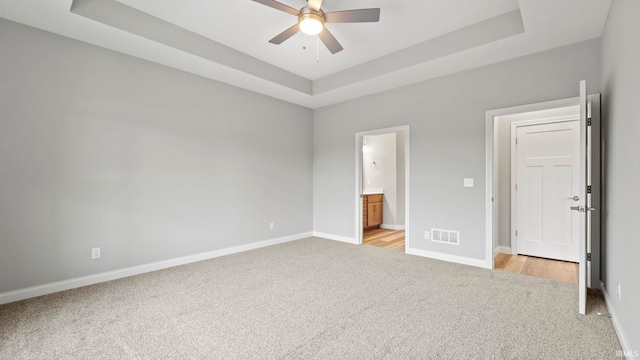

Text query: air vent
(431, 228), (460, 245)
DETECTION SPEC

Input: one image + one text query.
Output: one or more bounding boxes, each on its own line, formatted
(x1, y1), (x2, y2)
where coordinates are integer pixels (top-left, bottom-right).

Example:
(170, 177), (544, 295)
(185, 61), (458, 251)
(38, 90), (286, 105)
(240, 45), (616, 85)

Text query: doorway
(355, 126), (410, 252)
(485, 95), (601, 288)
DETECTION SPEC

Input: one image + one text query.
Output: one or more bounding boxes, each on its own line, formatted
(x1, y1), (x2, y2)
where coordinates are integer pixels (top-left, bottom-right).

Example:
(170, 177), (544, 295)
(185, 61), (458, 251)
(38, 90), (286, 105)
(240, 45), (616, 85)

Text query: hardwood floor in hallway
(494, 253), (578, 283)
(363, 228), (405, 252)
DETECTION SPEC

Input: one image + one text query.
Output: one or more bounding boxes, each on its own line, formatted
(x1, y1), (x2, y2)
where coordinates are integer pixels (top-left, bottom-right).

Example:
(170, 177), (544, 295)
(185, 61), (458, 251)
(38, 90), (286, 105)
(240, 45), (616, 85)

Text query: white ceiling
(0, 0), (611, 108)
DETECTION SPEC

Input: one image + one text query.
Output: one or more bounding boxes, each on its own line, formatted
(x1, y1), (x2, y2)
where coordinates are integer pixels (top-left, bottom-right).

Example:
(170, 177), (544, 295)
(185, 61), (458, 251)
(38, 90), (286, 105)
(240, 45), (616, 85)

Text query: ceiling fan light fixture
(254, 0), (380, 54)
(299, 13), (324, 35)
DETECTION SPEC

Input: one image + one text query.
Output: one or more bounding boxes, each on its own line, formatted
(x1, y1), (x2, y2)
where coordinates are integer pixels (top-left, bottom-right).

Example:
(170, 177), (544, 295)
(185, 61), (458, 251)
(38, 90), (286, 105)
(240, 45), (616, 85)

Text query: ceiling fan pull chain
(316, 35), (320, 63)
(302, 34), (307, 50)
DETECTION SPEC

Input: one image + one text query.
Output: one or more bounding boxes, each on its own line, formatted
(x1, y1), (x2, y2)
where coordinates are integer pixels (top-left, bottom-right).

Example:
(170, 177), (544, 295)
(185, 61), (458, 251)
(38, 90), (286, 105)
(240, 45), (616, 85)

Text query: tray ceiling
(0, 0), (611, 108)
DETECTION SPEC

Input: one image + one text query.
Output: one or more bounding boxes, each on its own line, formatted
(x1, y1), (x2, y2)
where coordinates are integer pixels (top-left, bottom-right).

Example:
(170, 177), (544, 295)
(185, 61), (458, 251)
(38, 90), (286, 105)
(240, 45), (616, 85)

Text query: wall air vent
(431, 228), (460, 245)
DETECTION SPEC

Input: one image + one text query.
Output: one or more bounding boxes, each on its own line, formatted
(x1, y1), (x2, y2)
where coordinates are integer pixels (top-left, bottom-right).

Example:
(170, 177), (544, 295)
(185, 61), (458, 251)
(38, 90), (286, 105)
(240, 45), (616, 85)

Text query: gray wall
(0, 19), (313, 293)
(313, 39), (600, 260)
(600, 0), (640, 351)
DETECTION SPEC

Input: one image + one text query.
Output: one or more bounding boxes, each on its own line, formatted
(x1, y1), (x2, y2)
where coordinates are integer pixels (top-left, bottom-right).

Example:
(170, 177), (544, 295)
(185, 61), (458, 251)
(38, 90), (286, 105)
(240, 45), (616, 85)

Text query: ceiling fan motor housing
(298, 7), (325, 35)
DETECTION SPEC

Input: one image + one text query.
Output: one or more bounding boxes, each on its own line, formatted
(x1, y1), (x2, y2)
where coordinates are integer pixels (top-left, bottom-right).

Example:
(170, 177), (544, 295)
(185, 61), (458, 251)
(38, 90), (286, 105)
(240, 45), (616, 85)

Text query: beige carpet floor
(0, 237), (621, 359)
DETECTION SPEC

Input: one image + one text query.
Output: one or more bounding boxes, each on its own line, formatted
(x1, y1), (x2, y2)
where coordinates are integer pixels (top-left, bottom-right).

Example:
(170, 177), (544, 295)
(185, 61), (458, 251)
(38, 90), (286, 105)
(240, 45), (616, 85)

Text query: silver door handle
(570, 205), (585, 213)
(566, 196), (580, 201)
(587, 207), (596, 211)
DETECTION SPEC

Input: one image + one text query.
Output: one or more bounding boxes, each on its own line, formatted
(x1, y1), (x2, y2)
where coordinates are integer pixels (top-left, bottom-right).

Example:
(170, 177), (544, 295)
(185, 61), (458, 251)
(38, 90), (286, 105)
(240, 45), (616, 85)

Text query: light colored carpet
(0, 237), (621, 359)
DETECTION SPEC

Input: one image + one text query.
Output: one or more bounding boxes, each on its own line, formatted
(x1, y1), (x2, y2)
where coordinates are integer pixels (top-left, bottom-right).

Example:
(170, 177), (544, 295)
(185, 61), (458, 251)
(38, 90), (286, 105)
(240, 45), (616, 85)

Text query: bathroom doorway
(355, 126), (410, 252)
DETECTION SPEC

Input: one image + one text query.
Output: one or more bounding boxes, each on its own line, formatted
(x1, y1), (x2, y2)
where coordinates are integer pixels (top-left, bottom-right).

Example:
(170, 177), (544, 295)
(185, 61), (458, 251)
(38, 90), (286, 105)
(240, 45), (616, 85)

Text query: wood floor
(363, 232), (576, 282)
(363, 228), (405, 251)
(494, 253), (578, 283)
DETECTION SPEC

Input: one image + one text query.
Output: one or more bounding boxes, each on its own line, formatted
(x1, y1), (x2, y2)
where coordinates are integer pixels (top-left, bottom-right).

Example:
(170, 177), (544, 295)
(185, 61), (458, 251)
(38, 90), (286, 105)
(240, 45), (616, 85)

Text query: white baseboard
(380, 224), (406, 230)
(0, 232), (312, 306)
(406, 247), (490, 269)
(312, 231), (358, 245)
(494, 246), (511, 258)
(602, 282), (636, 358)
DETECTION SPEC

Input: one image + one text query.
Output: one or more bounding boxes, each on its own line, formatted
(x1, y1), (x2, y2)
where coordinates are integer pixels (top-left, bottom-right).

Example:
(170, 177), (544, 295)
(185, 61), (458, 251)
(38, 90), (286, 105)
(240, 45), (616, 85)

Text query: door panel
(577, 80), (588, 315)
(368, 202), (382, 227)
(524, 166), (543, 241)
(516, 121), (580, 262)
(552, 165), (573, 246)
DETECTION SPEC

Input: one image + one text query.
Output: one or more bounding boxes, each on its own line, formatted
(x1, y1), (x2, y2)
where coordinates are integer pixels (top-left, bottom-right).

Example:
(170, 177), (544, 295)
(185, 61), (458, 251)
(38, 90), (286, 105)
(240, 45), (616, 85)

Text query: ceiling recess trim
(71, 0), (525, 105)
(71, 0), (313, 94)
(313, 9), (524, 94)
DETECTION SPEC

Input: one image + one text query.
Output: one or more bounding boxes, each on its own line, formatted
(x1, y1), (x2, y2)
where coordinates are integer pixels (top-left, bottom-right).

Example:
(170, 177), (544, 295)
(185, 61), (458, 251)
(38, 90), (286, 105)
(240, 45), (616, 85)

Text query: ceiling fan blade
(269, 23), (300, 44)
(252, 0), (299, 16)
(325, 8), (380, 23)
(318, 28), (343, 54)
(307, 0), (323, 11)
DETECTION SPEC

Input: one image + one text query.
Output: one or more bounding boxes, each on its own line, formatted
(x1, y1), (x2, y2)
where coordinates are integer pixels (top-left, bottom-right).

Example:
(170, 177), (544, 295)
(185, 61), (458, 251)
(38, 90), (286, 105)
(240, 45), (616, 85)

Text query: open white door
(573, 80), (591, 315)
(515, 121), (580, 262)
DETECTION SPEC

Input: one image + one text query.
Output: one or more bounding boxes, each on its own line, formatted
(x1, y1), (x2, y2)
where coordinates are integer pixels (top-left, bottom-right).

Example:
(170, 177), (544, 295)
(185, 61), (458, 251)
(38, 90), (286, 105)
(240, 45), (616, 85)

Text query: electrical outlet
(424, 231), (430, 240)
(618, 282), (621, 300)
(91, 247), (101, 259)
(464, 178), (474, 187)
(269, 222), (275, 230)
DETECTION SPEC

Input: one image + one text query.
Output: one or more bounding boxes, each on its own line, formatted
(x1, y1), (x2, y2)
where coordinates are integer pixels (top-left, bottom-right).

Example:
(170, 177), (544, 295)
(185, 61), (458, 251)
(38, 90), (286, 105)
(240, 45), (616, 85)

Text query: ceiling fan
(251, 0), (381, 54)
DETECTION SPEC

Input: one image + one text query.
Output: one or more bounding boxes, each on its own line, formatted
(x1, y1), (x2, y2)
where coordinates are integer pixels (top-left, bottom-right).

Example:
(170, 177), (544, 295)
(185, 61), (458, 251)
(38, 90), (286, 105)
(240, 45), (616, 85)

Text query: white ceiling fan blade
(269, 23), (300, 44)
(325, 8), (380, 23)
(307, 0), (323, 11)
(252, 0), (299, 16)
(318, 28), (343, 54)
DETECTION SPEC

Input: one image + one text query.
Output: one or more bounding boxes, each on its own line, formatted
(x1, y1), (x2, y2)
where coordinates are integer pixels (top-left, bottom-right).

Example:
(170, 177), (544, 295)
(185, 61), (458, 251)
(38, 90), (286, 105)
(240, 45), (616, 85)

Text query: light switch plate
(464, 178), (474, 187)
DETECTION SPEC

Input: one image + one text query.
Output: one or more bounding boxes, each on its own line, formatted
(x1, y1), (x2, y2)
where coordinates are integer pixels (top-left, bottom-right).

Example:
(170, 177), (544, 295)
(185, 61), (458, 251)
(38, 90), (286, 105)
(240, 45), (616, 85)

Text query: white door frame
(355, 125), (410, 249)
(485, 94), (602, 289)
(485, 94), (600, 262)
(486, 97), (579, 268)
(510, 116), (580, 257)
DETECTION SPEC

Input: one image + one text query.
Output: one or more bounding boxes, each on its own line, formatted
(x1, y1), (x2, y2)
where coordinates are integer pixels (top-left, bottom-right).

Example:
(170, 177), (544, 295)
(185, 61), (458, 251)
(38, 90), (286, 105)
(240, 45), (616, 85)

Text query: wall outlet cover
(464, 178), (474, 187)
(424, 231), (430, 240)
(91, 247), (101, 259)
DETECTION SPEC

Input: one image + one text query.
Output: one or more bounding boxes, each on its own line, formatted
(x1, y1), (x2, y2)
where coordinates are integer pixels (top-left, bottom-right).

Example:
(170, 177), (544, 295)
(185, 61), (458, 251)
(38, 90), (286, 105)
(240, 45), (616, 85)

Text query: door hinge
(515, 230), (518, 237)
(515, 137), (518, 145)
(587, 117), (592, 126)
(587, 185), (592, 194)
(587, 253), (592, 261)
(515, 183), (518, 191)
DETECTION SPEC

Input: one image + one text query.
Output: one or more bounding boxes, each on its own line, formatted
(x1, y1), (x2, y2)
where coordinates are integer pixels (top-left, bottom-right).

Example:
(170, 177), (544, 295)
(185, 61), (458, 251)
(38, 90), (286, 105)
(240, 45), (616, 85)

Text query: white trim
(355, 125), (410, 251)
(510, 117), (580, 257)
(312, 231), (358, 244)
(492, 121), (500, 263)
(485, 96), (581, 271)
(602, 283), (635, 358)
(380, 224), (405, 230)
(494, 246), (511, 258)
(486, 106), (495, 269)
(578, 81), (587, 315)
(406, 247), (490, 269)
(0, 232), (312, 306)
